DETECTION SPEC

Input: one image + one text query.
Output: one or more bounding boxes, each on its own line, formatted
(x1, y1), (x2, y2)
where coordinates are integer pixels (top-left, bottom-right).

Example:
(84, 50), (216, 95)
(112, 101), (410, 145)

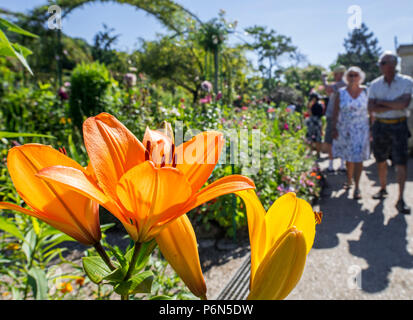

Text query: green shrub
(69, 62), (110, 130)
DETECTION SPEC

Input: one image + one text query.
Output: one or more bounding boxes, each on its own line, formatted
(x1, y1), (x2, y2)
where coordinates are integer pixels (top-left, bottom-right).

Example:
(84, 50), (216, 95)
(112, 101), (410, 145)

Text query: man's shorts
(324, 117), (333, 144)
(372, 120), (410, 165)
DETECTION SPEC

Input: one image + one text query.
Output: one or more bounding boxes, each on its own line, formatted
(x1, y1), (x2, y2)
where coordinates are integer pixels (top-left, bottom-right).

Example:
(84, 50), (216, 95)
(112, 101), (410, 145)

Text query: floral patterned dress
(332, 88), (370, 162)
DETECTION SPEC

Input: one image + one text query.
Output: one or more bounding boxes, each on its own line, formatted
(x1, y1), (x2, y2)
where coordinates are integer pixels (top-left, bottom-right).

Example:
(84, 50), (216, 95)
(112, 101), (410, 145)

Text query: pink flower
(58, 87), (69, 100)
(242, 106), (248, 111)
(200, 95), (212, 104)
(283, 123), (289, 130)
(180, 104), (186, 109)
(285, 108), (291, 112)
(306, 180), (315, 187)
(267, 107), (275, 113)
(216, 91), (223, 101)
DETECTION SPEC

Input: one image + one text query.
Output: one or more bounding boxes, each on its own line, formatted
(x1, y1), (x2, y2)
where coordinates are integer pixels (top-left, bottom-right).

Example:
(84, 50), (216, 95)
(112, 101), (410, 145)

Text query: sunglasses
(348, 73), (360, 78)
(379, 61), (390, 66)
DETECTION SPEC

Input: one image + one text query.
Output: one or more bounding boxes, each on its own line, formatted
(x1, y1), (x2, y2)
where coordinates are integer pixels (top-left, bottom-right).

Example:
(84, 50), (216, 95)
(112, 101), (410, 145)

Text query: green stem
(124, 241), (142, 280)
(121, 241), (142, 301)
(93, 242), (116, 271)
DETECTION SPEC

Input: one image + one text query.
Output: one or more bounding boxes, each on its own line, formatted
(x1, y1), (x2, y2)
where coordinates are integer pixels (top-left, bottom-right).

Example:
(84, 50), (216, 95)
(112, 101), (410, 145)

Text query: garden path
(287, 154), (413, 299)
(210, 154), (413, 300)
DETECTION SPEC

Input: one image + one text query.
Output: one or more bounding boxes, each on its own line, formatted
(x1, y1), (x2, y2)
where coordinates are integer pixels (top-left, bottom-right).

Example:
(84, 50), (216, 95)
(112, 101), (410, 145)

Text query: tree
(284, 65), (326, 98)
(335, 23), (382, 83)
(136, 36), (204, 103)
(244, 25), (296, 92)
(92, 24), (120, 66)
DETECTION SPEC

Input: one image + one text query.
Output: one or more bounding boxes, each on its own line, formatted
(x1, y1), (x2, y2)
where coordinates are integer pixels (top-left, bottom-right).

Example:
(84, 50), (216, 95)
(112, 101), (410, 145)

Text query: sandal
(342, 182), (352, 190)
(353, 189), (361, 200)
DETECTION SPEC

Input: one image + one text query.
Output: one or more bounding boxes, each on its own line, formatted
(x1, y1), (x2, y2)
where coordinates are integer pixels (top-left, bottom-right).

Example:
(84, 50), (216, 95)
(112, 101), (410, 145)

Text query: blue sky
(2, 0), (413, 69)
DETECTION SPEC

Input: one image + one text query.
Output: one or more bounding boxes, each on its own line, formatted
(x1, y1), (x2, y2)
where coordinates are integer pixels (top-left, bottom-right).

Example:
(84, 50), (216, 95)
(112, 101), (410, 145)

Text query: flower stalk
(121, 241), (142, 300)
(93, 242), (116, 271)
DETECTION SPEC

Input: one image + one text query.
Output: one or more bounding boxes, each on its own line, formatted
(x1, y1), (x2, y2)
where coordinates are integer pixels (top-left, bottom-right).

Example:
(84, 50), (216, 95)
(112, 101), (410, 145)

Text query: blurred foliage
(69, 61), (111, 131)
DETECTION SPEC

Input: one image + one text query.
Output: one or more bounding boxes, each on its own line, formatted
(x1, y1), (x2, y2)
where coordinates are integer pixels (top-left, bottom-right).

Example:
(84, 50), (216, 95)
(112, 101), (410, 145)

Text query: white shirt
(368, 73), (413, 119)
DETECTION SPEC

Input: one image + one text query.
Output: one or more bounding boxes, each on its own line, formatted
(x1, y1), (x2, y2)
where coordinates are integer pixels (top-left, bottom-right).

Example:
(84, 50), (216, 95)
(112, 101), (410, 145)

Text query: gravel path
(287, 155), (413, 299)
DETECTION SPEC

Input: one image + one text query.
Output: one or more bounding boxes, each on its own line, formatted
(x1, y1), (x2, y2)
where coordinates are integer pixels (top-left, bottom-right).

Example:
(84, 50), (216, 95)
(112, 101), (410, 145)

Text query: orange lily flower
(236, 190), (316, 300)
(37, 113), (255, 244)
(0, 144), (100, 245)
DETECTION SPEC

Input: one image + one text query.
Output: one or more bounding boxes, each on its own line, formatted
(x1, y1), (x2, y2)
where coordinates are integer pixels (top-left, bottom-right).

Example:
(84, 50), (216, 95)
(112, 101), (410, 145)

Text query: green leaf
(0, 18), (38, 38)
(12, 43), (33, 58)
(125, 240), (157, 273)
(103, 268), (125, 282)
(0, 29), (33, 75)
(31, 217), (41, 236)
(107, 245), (128, 269)
(27, 267), (48, 300)
(11, 287), (22, 300)
(0, 131), (55, 139)
(0, 216), (24, 241)
(114, 271), (153, 296)
(82, 256), (112, 284)
(149, 295), (174, 300)
(22, 228), (37, 264)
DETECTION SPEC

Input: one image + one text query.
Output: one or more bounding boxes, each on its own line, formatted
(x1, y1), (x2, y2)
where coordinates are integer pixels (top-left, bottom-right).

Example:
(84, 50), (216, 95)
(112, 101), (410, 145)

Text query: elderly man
(368, 51), (413, 214)
(322, 65), (347, 173)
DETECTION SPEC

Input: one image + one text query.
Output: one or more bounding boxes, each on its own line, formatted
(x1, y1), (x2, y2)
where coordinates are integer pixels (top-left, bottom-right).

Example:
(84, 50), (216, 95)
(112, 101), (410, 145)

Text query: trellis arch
(33, 0), (201, 34)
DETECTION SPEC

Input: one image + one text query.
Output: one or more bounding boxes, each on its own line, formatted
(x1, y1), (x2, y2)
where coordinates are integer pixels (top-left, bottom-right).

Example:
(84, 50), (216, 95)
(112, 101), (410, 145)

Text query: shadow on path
(348, 200), (413, 293)
(315, 156), (413, 293)
(313, 170), (367, 249)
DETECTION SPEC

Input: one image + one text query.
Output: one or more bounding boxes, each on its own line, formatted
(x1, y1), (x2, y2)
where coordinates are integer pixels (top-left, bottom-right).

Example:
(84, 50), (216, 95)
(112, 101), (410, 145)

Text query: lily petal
(155, 214), (206, 299)
(247, 227), (307, 300)
(6, 144), (100, 244)
(0, 202), (97, 245)
(142, 127), (174, 166)
(265, 192), (315, 254)
(37, 165), (126, 225)
(175, 131), (224, 192)
(115, 161), (193, 242)
(184, 175), (255, 213)
(235, 189), (267, 285)
(83, 112), (146, 200)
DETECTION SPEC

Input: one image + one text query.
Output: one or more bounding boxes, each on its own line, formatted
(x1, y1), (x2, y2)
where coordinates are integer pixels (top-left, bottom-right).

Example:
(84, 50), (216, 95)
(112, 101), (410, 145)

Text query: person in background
(322, 65), (347, 173)
(332, 66), (370, 200)
(306, 93), (324, 158)
(368, 51), (413, 214)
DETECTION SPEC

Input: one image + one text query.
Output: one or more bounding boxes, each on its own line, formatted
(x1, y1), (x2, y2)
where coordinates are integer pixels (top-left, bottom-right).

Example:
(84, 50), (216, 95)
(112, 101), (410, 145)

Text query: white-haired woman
(332, 66), (370, 199)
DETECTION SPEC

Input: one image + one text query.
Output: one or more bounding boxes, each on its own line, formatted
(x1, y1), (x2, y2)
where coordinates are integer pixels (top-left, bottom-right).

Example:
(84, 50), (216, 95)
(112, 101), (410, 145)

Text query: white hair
(379, 51), (398, 65)
(343, 66), (366, 85)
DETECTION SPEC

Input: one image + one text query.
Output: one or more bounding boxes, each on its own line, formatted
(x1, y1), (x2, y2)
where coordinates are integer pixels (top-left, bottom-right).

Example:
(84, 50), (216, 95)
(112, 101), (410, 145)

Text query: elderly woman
(332, 66), (370, 199)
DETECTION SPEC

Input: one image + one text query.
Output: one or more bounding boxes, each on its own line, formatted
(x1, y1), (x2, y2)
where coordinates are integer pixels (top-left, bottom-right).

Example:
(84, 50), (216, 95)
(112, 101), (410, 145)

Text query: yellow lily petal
(247, 227), (307, 300)
(155, 214), (206, 299)
(265, 192), (315, 254)
(235, 189), (267, 286)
